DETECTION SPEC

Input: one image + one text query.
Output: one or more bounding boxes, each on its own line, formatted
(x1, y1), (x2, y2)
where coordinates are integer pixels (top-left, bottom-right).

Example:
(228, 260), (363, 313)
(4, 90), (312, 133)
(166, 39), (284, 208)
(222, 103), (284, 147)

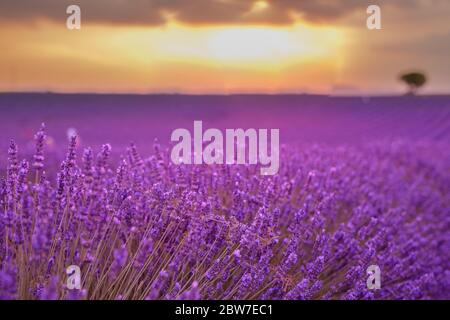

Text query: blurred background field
(1, 93), (449, 155)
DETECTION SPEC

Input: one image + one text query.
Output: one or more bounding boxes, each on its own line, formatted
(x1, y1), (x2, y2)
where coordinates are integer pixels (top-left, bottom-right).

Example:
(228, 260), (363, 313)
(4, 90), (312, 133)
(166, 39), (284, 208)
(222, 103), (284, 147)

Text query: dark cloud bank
(0, 0), (441, 26)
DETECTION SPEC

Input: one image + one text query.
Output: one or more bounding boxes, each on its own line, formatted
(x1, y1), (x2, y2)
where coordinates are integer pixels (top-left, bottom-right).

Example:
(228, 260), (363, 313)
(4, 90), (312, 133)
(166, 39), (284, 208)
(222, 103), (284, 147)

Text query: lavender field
(0, 93), (449, 300)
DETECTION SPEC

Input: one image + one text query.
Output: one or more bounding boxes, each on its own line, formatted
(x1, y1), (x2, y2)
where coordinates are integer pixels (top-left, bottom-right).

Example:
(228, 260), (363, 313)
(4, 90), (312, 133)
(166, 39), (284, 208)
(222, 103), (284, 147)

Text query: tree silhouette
(400, 72), (427, 95)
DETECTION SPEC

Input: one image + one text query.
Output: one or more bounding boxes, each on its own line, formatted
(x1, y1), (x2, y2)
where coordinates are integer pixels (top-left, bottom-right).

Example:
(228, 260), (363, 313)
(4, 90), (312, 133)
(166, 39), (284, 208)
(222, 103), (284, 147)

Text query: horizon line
(2, 90), (450, 98)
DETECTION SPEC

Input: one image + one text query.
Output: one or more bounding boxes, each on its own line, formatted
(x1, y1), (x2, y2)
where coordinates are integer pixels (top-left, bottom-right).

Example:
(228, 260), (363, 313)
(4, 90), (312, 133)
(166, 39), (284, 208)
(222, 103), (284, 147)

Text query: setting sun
(205, 26), (342, 64)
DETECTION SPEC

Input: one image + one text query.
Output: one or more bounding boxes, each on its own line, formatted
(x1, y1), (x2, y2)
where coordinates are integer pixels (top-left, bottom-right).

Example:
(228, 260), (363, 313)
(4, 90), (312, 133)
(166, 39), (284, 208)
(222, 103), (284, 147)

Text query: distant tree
(400, 72), (427, 95)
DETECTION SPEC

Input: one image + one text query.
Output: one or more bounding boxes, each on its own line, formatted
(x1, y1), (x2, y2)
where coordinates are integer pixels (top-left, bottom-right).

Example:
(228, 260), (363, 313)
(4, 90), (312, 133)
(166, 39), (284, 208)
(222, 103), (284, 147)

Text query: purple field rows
(0, 93), (449, 299)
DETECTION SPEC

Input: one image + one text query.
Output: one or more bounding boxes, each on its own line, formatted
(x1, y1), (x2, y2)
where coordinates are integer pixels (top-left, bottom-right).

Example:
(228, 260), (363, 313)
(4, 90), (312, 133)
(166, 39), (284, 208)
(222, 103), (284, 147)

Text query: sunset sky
(1, 0), (449, 94)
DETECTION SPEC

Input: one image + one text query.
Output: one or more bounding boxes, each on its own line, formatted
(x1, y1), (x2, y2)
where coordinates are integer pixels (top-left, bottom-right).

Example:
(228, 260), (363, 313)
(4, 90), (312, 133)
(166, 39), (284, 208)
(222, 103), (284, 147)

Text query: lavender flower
(0, 127), (448, 300)
(33, 123), (46, 172)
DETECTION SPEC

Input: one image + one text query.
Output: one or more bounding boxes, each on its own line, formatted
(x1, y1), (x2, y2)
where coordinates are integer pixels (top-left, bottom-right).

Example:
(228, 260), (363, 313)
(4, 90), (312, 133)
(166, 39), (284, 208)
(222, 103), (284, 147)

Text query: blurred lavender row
(1, 93), (449, 151)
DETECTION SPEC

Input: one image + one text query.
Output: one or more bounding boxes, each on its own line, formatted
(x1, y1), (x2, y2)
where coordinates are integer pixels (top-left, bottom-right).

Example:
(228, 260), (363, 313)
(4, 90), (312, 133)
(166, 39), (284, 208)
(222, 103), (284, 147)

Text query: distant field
(1, 93), (449, 153)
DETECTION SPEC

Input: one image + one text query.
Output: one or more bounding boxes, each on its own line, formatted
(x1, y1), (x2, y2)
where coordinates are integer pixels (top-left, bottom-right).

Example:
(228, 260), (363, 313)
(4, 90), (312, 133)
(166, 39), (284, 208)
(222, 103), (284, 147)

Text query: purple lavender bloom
(0, 125), (448, 300)
(32, 123), (46, 172)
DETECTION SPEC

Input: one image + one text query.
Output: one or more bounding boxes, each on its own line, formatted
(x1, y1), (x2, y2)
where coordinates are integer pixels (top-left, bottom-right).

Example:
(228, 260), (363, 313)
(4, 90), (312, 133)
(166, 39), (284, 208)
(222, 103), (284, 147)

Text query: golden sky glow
(250, 1), (270, 13)
(1, 0), (449, 94)
(0, 21), (346, 93)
